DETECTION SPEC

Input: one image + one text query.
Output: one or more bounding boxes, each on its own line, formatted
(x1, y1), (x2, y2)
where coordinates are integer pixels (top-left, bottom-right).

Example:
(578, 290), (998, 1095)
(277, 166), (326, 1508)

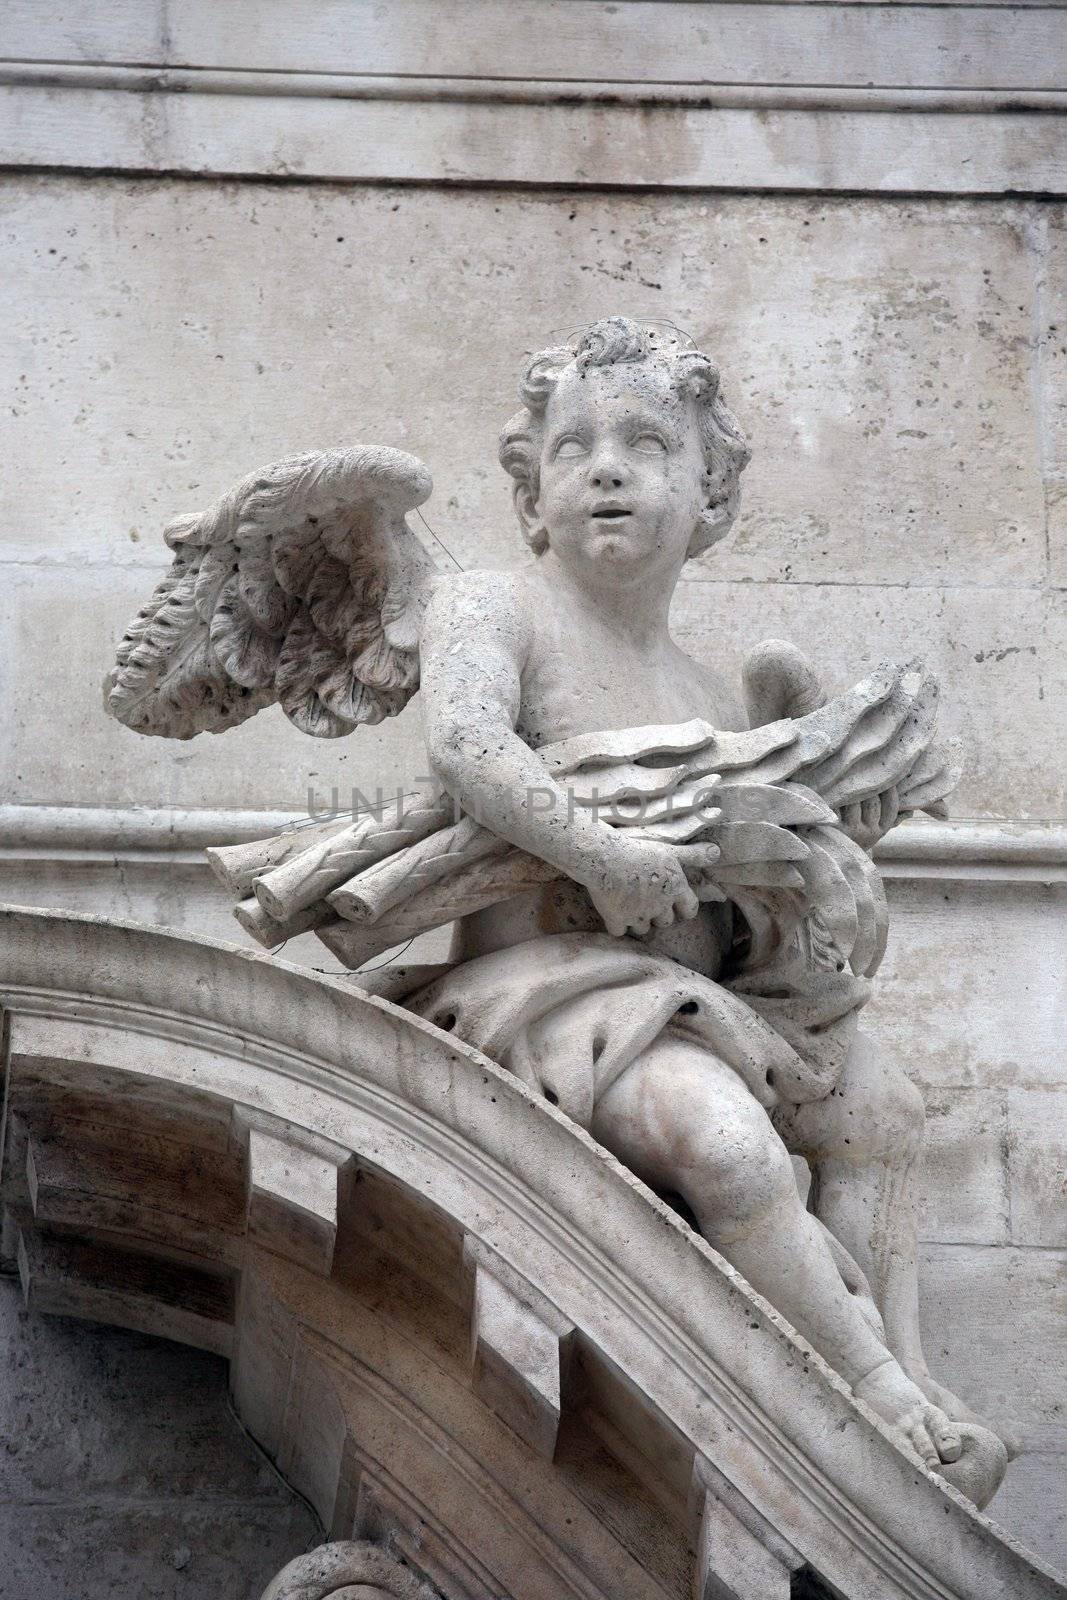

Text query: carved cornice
(3, 806), (1065, 884)
(1, 906), (1064, 1599)
(3, 64), (1064, 118)
(2, 0), (1065, 195)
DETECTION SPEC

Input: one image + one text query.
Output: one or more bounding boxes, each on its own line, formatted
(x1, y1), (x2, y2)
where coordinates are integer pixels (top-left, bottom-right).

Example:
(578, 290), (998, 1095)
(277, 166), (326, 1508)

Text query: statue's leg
(590, 1033), (962, 1467)
(773, 1030), (979, 1426)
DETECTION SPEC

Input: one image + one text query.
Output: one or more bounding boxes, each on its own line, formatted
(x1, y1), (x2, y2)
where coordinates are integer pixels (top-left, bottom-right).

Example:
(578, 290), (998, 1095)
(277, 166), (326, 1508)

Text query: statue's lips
(589, 507), (633, 521)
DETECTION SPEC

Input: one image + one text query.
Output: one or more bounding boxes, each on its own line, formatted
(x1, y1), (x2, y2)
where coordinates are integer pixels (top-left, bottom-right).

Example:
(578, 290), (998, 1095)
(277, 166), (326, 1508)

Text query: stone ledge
(3, 64), (1065, 116)
(5, 0), (1065, 196)
(2, 806), (1065, 883)
(2, 80), (1062, 194)
(3, 3), (1063, 90)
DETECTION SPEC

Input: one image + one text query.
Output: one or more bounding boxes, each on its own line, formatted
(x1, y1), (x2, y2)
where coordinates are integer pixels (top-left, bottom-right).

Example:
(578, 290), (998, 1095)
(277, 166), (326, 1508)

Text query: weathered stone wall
(3, 179), (1063, 820)
(0, 1282), (317, 1597)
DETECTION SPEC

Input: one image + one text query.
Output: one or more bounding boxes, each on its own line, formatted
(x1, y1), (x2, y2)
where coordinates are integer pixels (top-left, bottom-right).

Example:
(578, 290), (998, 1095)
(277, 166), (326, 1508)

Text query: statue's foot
(855, 1360), (1011, 1504)
(853, 1359), (963, 1469)
(930, 1424), (1008, 1510)
(902, 1362), (1019, 1457)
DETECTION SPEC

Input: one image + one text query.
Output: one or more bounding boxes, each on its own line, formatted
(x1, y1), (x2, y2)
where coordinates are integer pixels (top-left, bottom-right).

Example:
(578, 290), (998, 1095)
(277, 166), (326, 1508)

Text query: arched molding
(261, 1539), (440, 1599)
(0, 907), (1062, 1600)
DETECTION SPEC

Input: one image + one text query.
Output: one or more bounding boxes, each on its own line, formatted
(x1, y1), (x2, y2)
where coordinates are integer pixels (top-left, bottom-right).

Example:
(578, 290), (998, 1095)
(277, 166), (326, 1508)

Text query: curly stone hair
(499, 316), (751, 557)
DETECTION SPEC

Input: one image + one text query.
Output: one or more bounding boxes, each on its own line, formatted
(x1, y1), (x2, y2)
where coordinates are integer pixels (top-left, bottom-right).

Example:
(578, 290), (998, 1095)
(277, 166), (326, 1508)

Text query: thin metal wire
(415, 506), (465, 572)
(546, 315), (698, 350)
(223, 1386), (325, 1546)
(354, 935), (418, 974)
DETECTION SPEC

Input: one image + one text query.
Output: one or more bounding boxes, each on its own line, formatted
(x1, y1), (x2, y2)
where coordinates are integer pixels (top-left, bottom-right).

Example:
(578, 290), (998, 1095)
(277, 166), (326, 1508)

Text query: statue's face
(533, 361), (706, 582)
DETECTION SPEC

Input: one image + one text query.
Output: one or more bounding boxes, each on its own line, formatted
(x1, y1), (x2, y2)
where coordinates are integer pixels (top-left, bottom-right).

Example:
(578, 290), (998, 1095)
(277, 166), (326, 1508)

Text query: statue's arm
(419, 574), (623, 891)
(742, 639), (827, 727)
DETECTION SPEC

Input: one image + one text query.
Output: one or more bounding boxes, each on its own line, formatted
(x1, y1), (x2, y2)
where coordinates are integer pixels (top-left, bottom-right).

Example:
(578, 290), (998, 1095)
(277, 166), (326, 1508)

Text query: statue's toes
(929, 1410), (963, 1463)
(910, 1426), (940, 1468)
(916, 1373), (1020, 1459)
(920, 1373), (980, 1424)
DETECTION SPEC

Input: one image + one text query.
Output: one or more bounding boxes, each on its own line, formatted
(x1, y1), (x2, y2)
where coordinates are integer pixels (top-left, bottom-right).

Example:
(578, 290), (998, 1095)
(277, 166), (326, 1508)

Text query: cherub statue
(105, 317), (1005, 1501)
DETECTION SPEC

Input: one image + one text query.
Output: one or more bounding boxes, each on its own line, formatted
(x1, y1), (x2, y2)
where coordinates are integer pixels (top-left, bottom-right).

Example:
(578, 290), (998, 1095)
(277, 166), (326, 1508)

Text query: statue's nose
(589, 453), (627, 489)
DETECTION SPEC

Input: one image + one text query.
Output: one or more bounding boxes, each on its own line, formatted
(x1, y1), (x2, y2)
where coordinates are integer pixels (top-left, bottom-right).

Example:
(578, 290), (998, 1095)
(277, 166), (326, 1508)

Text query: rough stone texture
(0, 1281), (318, 1600)
(2, 174), (1064, 1580)
(1044, 213), (1067, 589)
(7, 0), (1063, 91)
(3, 3), (1065, 195)
(261, 1542), (438, 1600)
(868, 879), (1067, 1094)
(869, 876), (1067, 1561)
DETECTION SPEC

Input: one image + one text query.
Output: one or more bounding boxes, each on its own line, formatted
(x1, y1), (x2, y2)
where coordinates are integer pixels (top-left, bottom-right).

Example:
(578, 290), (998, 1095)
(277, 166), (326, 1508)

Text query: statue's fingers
(676, 843), (721, 877)
(861, 796), (881, 835)
(880, 785), (900, 834)
(651, 908), (676, 930)
(674, 887), (700, 921)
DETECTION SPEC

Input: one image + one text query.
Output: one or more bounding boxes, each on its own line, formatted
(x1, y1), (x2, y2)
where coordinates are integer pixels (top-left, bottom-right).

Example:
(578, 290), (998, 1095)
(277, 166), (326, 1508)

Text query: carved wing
(105, 446), (438, 740)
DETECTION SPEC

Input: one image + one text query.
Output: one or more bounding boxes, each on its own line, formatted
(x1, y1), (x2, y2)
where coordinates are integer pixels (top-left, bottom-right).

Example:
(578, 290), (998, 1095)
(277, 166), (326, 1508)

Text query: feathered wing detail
(104, 446), (438, 740)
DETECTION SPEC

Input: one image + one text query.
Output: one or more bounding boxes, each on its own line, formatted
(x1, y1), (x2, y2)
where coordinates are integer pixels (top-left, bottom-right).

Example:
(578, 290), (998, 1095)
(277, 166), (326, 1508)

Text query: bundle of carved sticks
(207, 663), (962, 975)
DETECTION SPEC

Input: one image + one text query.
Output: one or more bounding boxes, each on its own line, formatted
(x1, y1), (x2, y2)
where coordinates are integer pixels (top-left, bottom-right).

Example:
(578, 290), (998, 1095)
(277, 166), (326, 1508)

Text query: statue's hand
(585, 838), (720, 939)
(838, 786), (900, 852)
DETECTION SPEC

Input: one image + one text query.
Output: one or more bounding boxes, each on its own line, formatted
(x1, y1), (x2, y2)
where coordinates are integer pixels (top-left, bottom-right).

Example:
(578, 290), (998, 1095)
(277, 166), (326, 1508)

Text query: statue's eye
(632, 432), (668, 454)
(553, 436), (587, 459)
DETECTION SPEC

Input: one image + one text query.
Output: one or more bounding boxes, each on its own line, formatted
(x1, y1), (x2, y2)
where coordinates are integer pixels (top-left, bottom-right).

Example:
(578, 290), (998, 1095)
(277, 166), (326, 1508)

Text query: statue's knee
(691, 1123), (796, 1234)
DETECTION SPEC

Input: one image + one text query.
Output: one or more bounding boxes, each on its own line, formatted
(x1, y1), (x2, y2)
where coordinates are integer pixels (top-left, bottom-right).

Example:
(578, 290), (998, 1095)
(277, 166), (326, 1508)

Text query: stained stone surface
(1, 178), (1063, 818)
(0, 1282), (318, 1599)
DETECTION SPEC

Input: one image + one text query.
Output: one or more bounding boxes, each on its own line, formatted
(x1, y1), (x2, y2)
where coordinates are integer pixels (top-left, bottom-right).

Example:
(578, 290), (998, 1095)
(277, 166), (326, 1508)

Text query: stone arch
(0, 907), (1061, 1600)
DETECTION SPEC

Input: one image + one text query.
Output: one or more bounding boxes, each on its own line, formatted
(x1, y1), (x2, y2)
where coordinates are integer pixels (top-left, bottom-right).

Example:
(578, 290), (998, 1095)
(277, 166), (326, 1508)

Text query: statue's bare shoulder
(419, 569), (533, 742)
(423, 567), (529, 640)
(678, 645), (749, 732)
(421, 569), (531, 672)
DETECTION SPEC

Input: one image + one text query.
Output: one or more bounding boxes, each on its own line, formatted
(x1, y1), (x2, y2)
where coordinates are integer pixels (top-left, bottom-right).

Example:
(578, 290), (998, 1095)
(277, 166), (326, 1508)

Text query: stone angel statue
(105, 316), (1005, 1502)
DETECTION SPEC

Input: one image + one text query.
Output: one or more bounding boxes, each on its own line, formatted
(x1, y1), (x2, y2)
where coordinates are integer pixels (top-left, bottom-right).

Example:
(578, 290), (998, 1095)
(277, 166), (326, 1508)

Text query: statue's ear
(513, 481), (549, 555)
(687, 489), (738, 560)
